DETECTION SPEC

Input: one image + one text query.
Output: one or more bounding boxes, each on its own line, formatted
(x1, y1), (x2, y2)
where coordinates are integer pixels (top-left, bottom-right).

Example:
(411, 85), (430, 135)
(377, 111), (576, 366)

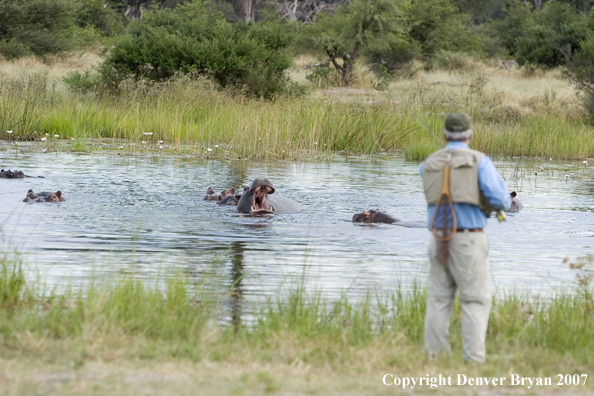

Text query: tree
(0, 0), (79, 59)
(407, 0), (484, 61)
(94, 2), (294, 98)
(492, 1), (589, 67)
(566, 34), (594, 119)
(305, 0), (408, 84)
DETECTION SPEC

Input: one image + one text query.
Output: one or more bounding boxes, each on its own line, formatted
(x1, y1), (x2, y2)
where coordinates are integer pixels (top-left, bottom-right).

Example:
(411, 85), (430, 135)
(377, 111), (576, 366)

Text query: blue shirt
(419, 141), (511, 229)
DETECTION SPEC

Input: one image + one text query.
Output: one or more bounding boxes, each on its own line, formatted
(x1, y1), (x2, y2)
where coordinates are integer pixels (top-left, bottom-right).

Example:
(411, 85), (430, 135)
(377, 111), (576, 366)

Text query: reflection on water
(1, 153), (593, 318)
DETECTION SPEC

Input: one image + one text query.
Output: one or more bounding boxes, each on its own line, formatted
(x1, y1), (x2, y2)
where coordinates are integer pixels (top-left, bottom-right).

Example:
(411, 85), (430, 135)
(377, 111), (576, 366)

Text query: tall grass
(1, 71), (594, 159)
(1, 255), (593, 374)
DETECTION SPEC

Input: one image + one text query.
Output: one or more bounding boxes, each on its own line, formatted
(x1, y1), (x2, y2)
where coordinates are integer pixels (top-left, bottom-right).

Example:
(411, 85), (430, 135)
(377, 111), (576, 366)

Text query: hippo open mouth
(251, 185), (274, 214)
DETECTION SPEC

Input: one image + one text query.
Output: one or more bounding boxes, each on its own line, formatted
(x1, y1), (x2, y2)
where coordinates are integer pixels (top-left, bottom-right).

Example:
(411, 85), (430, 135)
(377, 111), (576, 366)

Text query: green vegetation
(2, 69), (594, 159)
(1, 253), (593, 394)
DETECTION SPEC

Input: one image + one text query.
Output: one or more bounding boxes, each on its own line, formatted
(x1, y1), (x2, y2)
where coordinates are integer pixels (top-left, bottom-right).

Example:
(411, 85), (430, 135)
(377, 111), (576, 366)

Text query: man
(419, 112), (510, 363)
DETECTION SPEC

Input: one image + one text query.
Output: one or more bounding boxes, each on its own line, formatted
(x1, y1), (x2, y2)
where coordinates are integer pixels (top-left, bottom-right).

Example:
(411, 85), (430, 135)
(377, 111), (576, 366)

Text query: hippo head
(55, 191), (65, 202)
(352, 210), (374, 223)
(250, 179), (275, 213)
(510, 191), (517, 198)
(47, 193), (60, 202)
(237, 179), (275, 214)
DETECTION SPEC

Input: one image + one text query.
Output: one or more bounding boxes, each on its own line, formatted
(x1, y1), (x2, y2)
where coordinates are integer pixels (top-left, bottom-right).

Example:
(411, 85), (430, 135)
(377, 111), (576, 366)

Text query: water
(1, 151), (593, 307)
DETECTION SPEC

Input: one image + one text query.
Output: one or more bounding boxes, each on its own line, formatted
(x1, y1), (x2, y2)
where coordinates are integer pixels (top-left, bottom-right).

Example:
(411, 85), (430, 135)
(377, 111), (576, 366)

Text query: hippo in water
(23, 190), (65, 203)
(217, 187), (246, 206)
(0, 169), (44, 178)
(237, 179), (302, 214)
(352, 209), (407, 225)
(507, 191), (523, 213)
(204, 187), (235, 201)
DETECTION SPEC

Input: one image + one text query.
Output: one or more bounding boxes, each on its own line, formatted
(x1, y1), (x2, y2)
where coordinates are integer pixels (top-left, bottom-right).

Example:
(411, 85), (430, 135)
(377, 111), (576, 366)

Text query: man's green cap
(444, 112), (472, 133)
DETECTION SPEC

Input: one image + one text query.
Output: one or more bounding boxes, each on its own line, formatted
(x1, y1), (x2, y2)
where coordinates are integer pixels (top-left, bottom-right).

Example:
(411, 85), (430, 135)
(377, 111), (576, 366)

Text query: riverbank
(1, 257), (593, 395)
(1, 57), (594, 160)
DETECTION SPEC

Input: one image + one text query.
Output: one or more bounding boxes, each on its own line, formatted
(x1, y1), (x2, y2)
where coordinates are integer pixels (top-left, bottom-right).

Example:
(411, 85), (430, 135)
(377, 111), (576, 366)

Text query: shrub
(0, 0), (79, 59)
(407, 0), (484, 62)
(97, 3), (295, 98)
(566, 34), (594, 121)
(365, 36), (420, 76)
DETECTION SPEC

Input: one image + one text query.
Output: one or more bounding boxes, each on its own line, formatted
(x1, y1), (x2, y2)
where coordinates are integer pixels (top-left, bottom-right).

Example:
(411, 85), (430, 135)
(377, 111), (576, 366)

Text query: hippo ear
(230, 187), (235, 194)
(56, 191), (61, 197)
(511, 191), (517, 198)
(363, 209), (370, 215)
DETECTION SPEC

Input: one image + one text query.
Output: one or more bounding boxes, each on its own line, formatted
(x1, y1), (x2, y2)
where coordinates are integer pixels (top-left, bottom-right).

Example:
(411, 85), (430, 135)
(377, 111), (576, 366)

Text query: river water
(1, 151), (593, 307)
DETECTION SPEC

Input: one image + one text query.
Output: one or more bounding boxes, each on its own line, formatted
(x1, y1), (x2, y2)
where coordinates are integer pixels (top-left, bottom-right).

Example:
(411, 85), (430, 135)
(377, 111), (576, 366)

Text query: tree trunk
(232, 0), (253, 21)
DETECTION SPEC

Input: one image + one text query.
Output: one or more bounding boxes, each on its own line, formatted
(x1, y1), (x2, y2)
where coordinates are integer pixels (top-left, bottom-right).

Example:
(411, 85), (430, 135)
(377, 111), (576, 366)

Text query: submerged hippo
(352, 209), (406, 225)
(507, 191), (523, 213)
(237, 179), (302, 214)
(23, 190), (65, 203)
(217, 187), (246, 206)
(0, 169), (44, 178)
(204, 187), (235, 201)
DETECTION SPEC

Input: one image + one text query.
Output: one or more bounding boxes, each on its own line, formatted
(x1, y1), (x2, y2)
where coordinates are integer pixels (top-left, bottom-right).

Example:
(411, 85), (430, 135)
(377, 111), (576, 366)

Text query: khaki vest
(422, 148), (494, 218)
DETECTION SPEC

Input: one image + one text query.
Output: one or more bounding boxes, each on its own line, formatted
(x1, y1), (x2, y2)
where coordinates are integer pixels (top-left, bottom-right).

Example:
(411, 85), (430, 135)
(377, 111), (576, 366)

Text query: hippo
(507, 191), (523, 213)
(237, 179), (302, 214)
(352, 209), (407, 225)
(204, 187), (235, 201)
(23, 190), (65, 203)
(0, 169), (44, 178)
(217, 187), (246, 206)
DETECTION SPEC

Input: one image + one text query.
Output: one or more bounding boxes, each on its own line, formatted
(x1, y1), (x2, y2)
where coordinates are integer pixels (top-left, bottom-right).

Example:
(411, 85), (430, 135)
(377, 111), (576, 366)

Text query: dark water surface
(1, 152), (593, 305)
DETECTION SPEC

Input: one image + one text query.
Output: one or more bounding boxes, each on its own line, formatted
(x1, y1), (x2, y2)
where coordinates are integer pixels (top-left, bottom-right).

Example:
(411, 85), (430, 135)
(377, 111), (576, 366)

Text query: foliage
(95, 2), (294, 98)
(75, 0), (124, 37)
(304, 0), (409, 84)
(407, 0), (484, 65)
(491, 1), (590, 67)
(566, 34), (594, 121)
(0, 0), (80, 59)
(364, 36), (420, 75)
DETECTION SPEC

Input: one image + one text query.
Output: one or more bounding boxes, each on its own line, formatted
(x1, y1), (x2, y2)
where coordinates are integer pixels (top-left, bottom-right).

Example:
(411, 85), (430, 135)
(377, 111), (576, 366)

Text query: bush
(491, 1), (589, 68)
(566, 34), (594, 121)
(97, 3), (295, 98)
(365, 36), (420, 76)
(407, 0), (484, 61)
(0, 0), (79, 59)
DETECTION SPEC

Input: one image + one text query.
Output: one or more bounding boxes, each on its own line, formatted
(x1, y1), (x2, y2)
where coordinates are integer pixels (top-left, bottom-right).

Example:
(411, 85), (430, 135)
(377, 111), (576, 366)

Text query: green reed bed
(2, 73), (594, 160)
(1, 256), (593, 380)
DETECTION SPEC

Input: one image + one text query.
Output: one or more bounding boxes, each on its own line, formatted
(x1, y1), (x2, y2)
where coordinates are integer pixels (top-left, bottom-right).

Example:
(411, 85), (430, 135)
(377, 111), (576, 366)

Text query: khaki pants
(424, 230), (492, 363)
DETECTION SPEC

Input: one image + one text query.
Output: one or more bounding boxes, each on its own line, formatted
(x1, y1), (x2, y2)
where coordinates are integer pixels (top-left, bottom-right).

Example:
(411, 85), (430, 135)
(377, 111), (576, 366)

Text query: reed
(1, 70), (594, 160)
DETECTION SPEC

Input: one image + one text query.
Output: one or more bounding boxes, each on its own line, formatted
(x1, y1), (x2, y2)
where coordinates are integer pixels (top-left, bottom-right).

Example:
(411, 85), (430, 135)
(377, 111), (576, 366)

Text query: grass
(0, 55), (594, 160)
(1, 253), (594, 394)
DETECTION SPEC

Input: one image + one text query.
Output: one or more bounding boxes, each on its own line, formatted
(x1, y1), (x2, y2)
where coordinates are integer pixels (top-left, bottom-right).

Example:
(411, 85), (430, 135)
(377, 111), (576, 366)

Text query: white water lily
(142, 141), (146, 144)
(45, 133), (49, 136)
(207, 148), (212, 152)
(159, 145), (163, 149)
(131, 143), (135, 146)
(54, 135), (59, 138)
(158, 140), (163, 144)
(6, 130), (12, 134)
(71, 138), (75, 141)
(142, 132), (153, 136)
(118, 146), (124, 150)
(42, 149), (46, 152)
(41, 137), (47, 141)
(214, 145), (219, 148)
(583, 160), (588, 164)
